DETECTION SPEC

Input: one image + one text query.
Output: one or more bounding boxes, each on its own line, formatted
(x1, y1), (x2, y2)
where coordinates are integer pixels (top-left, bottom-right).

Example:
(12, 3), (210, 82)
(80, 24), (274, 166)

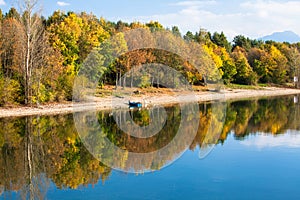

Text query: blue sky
(1, 0), (300, 41)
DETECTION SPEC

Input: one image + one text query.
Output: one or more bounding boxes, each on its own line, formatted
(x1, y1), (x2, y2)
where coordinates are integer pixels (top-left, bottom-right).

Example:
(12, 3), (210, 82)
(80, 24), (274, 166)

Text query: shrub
(0, 78), (22, 106)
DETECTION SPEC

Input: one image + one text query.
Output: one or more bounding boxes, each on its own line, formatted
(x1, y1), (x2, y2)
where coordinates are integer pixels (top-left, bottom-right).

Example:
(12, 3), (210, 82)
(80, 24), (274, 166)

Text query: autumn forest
(1, 4), (300, 107)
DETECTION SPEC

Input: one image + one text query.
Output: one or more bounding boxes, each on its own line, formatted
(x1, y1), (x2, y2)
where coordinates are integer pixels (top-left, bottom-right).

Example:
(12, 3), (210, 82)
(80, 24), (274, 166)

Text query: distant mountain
(260, 31), (300, 43)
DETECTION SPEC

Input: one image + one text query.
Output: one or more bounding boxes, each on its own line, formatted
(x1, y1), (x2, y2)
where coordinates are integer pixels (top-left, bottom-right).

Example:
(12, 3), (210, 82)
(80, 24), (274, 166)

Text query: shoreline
(1, 87), (300, 118)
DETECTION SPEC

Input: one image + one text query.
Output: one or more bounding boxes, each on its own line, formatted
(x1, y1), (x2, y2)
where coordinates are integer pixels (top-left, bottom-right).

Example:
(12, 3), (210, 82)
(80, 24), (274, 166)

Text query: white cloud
(241, 132), (300, 149)
(0, 0), (5, 6)
(57, 1), (70, 7)
(239, 1), (300, 35)
(123, 0), (300, 41)
(241, 1), (300, 16)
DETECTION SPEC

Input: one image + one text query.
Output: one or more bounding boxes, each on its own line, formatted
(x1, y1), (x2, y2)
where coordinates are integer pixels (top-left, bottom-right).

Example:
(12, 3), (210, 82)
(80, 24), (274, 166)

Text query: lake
(1, 95), (300, 199)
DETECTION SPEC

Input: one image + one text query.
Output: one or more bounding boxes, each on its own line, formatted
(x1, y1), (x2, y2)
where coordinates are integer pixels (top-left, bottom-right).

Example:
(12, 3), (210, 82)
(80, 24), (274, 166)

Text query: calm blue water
(44, 134), (300, 200)
(1, 96), (300, 199)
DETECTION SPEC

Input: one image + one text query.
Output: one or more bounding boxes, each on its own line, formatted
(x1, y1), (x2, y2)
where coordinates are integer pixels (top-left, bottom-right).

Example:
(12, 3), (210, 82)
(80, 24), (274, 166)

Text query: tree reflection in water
(0, 95), (300, 198)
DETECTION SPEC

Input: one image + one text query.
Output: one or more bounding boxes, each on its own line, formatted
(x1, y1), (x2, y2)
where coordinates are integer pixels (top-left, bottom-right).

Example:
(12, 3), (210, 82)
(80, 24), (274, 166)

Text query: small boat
(129, 101), (142, 108)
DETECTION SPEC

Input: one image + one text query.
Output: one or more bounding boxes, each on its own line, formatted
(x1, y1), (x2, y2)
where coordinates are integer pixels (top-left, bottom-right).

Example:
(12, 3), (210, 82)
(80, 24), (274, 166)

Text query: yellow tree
(214, 46), (237, 84)
(48, 12), (83, 74)
(231, 47), (257, 85)
(47, 12), (110, 99)
(202, 43), (222, 75)
(257, 45), (288, 84)
(78, 12), (109, 63)
(269, 45), (288, 84)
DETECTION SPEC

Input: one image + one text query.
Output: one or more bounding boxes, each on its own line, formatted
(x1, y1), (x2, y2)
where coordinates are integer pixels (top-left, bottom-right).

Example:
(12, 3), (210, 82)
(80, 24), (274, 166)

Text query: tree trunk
(157, 68), (160, 88)
(123, 75), (126, 89)
(115, 71), (118, 90)
(20, 0), (49, 105)
(173, 70), (175, 88)
(130, 70), (133, 88)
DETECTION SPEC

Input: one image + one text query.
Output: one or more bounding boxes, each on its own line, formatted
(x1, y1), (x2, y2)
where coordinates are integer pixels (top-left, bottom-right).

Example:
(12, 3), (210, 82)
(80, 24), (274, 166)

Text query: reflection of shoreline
(1, 87), (300, 118)
(0, 96), (299, 194)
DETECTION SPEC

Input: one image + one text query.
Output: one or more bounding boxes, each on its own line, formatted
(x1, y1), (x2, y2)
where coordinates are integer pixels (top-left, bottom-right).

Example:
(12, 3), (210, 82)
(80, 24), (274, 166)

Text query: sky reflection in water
(1, 95), (300, 199)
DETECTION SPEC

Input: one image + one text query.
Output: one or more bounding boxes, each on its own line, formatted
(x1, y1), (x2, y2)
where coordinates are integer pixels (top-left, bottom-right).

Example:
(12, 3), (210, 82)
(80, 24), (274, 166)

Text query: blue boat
(129, 101), (142, 108)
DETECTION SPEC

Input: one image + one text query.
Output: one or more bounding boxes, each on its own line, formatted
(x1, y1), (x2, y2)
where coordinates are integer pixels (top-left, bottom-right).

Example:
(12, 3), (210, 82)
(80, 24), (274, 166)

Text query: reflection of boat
(129, 101), (142, 108)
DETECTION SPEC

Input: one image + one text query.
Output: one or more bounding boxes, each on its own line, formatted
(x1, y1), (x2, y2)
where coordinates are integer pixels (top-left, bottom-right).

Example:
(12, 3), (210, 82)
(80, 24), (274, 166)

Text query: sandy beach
(0, 87), (300, 118)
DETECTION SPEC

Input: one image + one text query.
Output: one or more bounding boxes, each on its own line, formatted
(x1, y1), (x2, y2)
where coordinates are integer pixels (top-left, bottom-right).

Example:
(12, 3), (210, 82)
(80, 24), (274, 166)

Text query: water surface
(1, 95), (300, 199)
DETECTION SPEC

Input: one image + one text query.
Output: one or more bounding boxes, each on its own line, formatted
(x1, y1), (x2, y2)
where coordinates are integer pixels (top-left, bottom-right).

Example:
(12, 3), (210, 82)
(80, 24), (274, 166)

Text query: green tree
(99, 32), (128, 88)
(250, 39), (264, 48)
(218, 47), (237, 84)
(211, 31), (232, 52)
(46, 10), (66, 26)
(184, 31), (195, 42)
(233, 35), (252, 51)
(79, 49), (106, 83)
(171, 26), (181, 38)
(5, 7), (20, 19)
(146, 21), (164, 32)
(115, 20), (130, 32)
(195, 28), (211, 44)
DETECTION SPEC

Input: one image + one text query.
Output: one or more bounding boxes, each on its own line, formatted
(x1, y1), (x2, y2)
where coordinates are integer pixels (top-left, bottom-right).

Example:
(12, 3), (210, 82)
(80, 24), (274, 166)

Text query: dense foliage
(1, 7), (300, 106)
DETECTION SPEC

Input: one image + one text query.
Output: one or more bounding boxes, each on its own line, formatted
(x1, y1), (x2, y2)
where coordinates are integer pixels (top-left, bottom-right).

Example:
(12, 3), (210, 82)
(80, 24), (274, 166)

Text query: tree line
(1, 5), (300, 106)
